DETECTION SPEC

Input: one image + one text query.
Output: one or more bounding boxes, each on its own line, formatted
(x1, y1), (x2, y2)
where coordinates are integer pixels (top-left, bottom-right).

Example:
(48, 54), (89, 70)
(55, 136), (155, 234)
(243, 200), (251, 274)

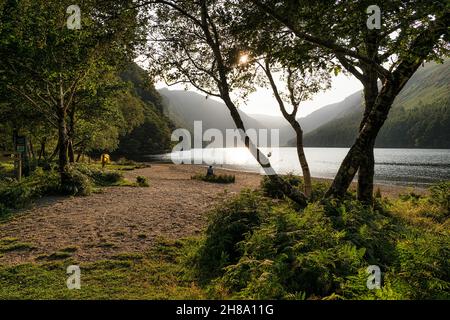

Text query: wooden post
(15, 154), (22, 182)
(14, 134), (26, 181)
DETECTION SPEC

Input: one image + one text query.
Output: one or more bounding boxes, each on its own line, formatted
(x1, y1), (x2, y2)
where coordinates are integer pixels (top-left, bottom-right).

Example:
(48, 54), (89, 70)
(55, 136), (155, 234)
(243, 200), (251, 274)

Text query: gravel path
(0, 164), (261, 264)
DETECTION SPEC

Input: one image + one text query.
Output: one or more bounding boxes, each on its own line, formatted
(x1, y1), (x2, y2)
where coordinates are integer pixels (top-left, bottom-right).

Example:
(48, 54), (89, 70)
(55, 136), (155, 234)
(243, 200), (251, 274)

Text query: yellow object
(101, 154), (110, 167)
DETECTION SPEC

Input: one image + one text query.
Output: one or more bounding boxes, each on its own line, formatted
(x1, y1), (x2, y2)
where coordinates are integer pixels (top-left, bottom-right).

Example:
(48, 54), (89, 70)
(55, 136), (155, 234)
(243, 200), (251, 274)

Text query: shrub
(0, 203), (9, 217)
(340, 228), (450, 300)
(195, 189), (449, 300)
(59, 168), (92, 196)
(323, 199), (398, 265)
(136, 176), (149, 187)
(116, 157), (136, 166)
(0, 168), (60, 212)
(310, 181), (331, 202)
(193, 190), (271, 281)
(261, 174), (303, 199)
(429, 181), (450, 213)
(391, 230), (450, 299)
(76, 164), (123, 186)
(93, 171), (123, 186)
(217, 203), (366, 299)
(0, 181), (34, 209)
(191, 173), (235, 184)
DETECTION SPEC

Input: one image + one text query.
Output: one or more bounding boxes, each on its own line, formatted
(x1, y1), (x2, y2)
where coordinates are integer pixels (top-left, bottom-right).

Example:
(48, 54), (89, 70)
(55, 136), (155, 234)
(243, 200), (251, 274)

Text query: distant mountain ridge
(159, 88), (296, 146)
(301, 60), (450, 148)
(159, 60), (449, 149)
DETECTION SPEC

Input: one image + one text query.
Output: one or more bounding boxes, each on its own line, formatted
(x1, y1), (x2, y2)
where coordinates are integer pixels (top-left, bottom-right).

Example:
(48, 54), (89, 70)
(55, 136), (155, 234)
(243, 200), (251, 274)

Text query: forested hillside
(0, 63), (172, 159)
(114, 64), (173, 157)
(301, 61), (450, 148)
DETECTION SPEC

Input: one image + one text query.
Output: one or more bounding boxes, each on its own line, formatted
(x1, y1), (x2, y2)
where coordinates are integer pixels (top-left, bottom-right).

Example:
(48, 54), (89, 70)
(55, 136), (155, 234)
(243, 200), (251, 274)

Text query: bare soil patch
(0, 164), (260, 264)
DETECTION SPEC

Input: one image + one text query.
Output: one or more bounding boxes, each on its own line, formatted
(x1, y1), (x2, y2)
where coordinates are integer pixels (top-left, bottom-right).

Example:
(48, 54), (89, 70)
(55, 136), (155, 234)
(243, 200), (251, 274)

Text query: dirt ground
(0, 164), (426, 265)
(0, 164), (261, 264)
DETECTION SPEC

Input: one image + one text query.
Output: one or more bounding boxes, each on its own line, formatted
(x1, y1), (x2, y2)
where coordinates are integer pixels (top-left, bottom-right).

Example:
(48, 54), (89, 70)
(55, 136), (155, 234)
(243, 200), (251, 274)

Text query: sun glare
(238, 53), (249, 65)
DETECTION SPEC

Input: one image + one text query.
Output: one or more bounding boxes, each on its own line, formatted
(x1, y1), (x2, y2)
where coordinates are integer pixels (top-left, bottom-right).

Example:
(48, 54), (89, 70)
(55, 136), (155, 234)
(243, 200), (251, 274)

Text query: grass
(136, 176), (150, 187)
(37, 251), (74, 261)
(191, 173), (235, 184)
(0, 238), (206, 300)
(96, 242), (117, 249)
(0, 238), (35, 253)
(0, 165), (447, 300)
(0, 159), (145, 220)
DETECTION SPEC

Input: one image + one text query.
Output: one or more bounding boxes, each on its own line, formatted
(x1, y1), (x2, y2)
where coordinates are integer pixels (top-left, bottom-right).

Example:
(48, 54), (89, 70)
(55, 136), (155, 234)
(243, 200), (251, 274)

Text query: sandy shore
(0, 164), (426, 265)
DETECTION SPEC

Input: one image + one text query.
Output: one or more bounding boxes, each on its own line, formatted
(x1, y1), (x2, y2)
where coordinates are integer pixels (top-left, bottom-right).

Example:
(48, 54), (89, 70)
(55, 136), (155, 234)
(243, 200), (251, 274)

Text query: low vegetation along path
(0, 164), (261, 265)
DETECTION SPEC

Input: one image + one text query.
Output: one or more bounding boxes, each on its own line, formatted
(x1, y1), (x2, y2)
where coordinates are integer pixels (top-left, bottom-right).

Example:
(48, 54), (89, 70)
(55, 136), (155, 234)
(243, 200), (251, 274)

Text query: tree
(0, 0), (141, 185)
(141, 0), (308, 206)
(230, 16), (332, 197)
(261, 58), (330, 197)
(248, 0), (449, 203)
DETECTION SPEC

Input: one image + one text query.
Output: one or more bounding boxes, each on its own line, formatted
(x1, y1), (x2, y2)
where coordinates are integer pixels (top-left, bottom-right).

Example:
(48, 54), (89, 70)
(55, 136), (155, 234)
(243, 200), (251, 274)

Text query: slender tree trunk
(262, 60), (312, 198)
(292, 123), (312, 197)
(49, 142), (59, 161)
(39, 139), (47, 161)
(42, 141), (46, 160)
(68, 140), (75, 163)
(76, 144), (85, 163)
(196, 3), (307, 207)
(221, 95), (308, 207)
(57, 106), (70, 185)
(68, 107), (75, 163)
(356, 67), (379, 203)
(29, 139), (35, 160)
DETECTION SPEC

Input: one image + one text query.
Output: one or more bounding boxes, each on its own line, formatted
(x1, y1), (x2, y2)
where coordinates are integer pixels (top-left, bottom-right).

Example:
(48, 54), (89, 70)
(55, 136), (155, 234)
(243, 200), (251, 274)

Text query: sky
(236, 74), (363, 118)
(155, 73), (363, 118)
(137, 44), (365, 119)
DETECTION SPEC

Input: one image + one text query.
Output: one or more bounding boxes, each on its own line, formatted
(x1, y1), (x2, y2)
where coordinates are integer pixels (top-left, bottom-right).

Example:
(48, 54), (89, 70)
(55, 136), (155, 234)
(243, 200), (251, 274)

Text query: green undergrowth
(0, 161), (147, 220)
(0, 238), (205, 299)
(1, 173), (448, 300)
(191, 173), (236, 184)
(186, 180), (450, 300)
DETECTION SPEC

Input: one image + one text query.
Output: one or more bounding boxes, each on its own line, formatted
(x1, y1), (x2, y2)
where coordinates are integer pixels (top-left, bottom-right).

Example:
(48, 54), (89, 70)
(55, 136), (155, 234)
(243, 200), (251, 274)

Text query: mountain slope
(160, 88), (295, 146)
(298, 90), (363, 133)
(301, 60), (450, 148)
(160, 60), (449, 149)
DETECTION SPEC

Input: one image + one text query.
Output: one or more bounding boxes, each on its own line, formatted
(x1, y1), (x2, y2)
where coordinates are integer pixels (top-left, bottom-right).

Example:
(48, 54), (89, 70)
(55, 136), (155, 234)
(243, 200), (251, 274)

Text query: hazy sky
(155, 73), (363, 118)
(237, 74), (363, 118)
(137, 52), (364, 118)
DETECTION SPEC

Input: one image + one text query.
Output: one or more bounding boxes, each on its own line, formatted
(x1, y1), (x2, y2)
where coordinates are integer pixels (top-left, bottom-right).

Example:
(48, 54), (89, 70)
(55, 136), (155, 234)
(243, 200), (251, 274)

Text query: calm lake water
(156, 148), (450, 186)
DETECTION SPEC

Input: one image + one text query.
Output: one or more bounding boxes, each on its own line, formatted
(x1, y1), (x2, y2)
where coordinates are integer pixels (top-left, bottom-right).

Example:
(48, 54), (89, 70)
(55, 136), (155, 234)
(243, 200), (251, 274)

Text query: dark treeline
(0, 62), (172, 160)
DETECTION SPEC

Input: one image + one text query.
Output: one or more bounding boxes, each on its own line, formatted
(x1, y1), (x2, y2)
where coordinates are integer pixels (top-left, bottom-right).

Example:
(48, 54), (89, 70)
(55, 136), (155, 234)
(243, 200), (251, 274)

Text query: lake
(155, 148), (450, 186)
